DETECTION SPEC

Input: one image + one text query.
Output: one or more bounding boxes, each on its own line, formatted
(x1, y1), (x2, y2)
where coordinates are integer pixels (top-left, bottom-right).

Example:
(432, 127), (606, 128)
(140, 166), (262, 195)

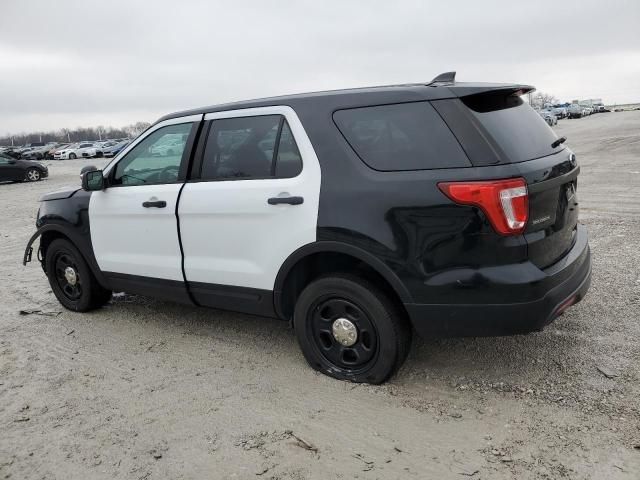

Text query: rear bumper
(405, 224), (591, 337)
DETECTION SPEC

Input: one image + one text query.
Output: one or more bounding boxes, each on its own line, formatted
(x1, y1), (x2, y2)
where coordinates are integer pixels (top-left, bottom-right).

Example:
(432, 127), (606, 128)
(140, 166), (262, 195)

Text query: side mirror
(81, 169), (105, 191)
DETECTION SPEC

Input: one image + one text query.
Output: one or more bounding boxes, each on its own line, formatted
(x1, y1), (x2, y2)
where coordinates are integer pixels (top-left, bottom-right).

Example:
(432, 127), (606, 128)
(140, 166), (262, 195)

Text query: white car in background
(150, 137), (184, 156)
(552, 107), (568, 119)
(537, 109), (558, 126)
(53, 142), (98, 160)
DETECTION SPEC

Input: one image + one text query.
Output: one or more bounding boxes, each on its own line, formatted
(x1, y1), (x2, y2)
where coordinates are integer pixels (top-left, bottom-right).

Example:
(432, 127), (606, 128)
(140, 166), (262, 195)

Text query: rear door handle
(267, 196), (304, 205)
(142, 200), (167, 208)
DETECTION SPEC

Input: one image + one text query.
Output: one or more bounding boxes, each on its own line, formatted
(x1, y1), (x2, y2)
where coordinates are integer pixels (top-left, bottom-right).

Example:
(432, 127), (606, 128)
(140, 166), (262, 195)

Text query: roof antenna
(428, 71), (456, 86)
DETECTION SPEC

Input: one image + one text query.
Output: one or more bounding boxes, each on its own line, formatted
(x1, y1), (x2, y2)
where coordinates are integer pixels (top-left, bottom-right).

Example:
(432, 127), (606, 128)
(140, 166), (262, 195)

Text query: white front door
(178, 106), (321, 291)
(90, 116), (200, 280)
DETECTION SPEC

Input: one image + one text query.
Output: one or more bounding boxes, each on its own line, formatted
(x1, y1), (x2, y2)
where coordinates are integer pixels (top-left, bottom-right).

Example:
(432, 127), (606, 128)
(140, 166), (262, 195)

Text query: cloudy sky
(1, 0), (639, 135)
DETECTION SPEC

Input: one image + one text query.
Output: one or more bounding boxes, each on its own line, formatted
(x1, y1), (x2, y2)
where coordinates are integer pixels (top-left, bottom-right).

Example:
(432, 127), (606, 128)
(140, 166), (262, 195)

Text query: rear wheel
(293, 274), (411, 384)
(25, 168), (41, 182)
(45, 239), (112, 312)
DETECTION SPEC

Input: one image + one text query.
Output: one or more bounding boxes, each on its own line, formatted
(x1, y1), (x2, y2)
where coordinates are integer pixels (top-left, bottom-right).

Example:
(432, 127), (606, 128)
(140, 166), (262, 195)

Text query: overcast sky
(1, 0), (639, 135)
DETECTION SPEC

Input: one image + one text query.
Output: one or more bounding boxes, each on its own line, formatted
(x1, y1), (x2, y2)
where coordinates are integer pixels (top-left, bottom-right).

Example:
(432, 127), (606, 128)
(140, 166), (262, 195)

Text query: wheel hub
(332, 317), (358, 346)
(64, 266), (78, 286)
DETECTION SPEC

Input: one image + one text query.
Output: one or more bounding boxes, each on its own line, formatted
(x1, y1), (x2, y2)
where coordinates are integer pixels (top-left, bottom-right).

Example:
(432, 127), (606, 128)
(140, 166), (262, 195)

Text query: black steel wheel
(307, 296), (379, 372)
(53, 252), (83, 301)
(45, 238), (112, 311)
(294, 274), (411, 384)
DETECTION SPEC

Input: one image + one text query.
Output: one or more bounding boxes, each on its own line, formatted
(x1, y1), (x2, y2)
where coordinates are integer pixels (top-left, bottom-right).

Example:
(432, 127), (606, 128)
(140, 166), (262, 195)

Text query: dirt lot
(1, 112), (639, 479)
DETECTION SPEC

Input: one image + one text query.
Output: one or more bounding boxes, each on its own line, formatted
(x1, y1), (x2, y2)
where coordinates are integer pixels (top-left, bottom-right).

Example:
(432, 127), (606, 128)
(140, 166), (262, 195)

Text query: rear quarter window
(333, 102), (471, 171)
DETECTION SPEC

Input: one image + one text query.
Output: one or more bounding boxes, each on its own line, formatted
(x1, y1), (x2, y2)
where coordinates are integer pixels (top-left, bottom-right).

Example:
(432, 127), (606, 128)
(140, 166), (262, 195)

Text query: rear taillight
(438, 178), (529, 235)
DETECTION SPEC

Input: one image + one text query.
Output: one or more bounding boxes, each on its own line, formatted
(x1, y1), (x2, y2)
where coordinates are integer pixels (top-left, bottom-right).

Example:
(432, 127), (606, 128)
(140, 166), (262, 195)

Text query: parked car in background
(44, 143), (69, 159)
(54, 142), (98, 160)
(1, 148), (21, 159)
(94, 140), (119, 157)
(18, 147), (35, 158)
(538, 110), (557, 126)
(0, 152), (48, 182)
(22, 143), (58, 160)
(102, 140), (130, 158)
(552, 106), (568, 119)
(23, 142), (46, 150)
(568, 104), (583, 118)
(150, 136), (184, 156)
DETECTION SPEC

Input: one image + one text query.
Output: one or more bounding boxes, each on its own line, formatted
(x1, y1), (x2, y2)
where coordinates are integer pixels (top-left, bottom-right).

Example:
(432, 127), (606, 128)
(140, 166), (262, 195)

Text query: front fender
(22, 223), (110, 290)
(23, 227), (46, 265)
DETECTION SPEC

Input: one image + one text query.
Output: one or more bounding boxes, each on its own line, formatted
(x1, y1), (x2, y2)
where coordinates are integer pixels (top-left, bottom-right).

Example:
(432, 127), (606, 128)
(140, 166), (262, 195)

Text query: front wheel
(25, 168), (41, 182)
(293, 274), (411, 384)
(69, 153), (77, 159)
(45, 239), (112, 312)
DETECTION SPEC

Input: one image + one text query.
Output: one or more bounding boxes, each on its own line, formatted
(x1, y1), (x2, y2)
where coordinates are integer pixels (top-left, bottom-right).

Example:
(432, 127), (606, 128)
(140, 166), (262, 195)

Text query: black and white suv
(24, 72), (591, 384)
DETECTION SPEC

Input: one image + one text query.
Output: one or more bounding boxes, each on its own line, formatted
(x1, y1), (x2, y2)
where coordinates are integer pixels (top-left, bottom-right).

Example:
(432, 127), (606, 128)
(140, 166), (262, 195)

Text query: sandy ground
(1, 112), (639, 479)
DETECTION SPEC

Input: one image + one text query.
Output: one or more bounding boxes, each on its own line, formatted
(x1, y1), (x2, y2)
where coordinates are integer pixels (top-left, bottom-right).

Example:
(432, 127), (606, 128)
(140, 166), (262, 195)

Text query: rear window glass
(461, 93), (561, 163)
(333, 102), (470, 171)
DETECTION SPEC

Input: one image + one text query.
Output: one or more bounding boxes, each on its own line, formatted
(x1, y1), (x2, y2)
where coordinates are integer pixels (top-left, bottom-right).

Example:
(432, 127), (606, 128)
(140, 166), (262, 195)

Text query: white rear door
(90, 116), (200, 280)
(178, 106), (321, 291)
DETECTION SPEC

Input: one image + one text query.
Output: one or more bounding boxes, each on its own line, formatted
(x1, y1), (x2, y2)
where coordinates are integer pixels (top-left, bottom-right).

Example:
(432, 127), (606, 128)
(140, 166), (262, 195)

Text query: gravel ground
(1, 112), (639, 479)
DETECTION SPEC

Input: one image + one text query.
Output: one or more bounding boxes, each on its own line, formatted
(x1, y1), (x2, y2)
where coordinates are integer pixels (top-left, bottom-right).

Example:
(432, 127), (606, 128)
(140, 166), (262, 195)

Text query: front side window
(201, 115), (302, 180)
(112, 123), (192, 186)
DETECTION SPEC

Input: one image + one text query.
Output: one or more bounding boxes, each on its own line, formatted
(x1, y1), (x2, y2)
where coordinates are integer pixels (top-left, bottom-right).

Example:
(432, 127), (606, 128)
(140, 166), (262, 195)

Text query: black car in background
(0, 152), (48, 182)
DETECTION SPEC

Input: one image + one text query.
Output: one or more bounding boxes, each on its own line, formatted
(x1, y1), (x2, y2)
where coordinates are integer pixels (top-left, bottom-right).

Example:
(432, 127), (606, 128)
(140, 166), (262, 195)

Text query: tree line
(528, 92), (560, 109)
(0, 122), (151, 147)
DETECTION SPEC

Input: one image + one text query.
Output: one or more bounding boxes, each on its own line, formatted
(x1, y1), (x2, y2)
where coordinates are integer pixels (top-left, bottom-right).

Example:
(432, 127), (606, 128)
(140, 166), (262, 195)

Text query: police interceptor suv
(24, 72), (591, 384)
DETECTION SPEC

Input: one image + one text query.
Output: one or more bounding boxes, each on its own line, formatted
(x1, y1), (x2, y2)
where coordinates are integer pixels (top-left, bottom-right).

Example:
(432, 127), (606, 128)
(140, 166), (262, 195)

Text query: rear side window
(201, 115), (302, 180)
(333, 102), (470, 171)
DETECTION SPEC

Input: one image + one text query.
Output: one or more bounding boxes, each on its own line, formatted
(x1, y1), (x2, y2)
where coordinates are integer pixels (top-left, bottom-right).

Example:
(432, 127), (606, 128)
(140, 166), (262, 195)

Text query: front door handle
(142, 200), (167, 208)
(267, 196), (304, 206)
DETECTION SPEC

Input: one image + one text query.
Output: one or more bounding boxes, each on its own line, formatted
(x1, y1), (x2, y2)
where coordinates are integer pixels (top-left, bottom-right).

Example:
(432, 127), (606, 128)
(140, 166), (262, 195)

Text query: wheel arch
(24, 224), (110, 289)
(273, 241), (413, 321)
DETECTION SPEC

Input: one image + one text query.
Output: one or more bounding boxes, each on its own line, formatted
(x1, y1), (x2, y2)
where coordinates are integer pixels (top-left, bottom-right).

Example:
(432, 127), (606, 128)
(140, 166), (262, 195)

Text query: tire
(25, 168), (41, 182)
(293, 274), (411, 384)
(69, 153), (77, 159)
(45, 238), (112, 312)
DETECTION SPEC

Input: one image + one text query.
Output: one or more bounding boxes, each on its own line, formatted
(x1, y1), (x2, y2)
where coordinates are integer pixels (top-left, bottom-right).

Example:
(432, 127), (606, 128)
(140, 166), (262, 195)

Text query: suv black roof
(157, 72), (534, 124)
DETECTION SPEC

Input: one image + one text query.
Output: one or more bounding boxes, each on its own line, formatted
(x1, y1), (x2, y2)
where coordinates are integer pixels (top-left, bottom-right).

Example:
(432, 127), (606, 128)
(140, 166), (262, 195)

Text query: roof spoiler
(427, 71), (456, 86)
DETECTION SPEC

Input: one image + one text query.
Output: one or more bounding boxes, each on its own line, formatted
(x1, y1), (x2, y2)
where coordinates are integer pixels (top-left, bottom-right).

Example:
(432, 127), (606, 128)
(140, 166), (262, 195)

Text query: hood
(39, 186), (81, 202)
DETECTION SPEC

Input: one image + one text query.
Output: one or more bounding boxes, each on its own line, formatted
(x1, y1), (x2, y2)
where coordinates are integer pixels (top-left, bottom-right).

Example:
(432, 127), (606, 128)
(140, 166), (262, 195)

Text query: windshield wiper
(551, 136), (567, 148)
